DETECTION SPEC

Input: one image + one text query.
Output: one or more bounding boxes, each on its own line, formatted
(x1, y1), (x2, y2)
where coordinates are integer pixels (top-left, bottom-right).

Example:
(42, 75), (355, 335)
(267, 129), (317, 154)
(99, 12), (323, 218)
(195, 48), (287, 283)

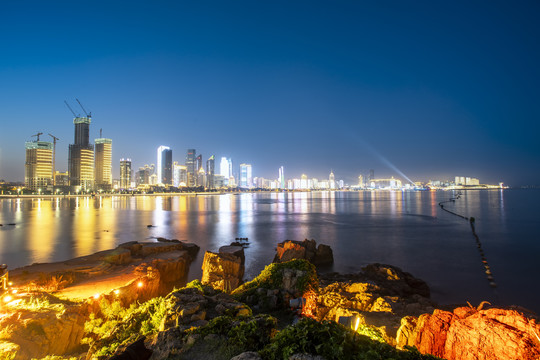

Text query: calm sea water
(1, 190), (539, 313)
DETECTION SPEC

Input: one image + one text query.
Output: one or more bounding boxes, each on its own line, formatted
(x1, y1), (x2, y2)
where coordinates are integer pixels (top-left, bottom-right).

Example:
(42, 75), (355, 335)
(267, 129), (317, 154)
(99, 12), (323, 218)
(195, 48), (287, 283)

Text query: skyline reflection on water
(1, 190), (539, 313)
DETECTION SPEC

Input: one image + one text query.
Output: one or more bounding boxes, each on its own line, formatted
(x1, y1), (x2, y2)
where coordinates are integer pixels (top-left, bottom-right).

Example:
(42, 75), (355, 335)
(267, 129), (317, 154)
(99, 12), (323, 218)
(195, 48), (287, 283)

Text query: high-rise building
(25, 141), (53, 191)
(369, 169), (375, 181)
(239, 164), (252, 188)
(278, 166), (285, 189)
(173, 162), (187, 187)
(206, 155), (215, 189)
(195, 154), (203, 186)
(197, 167), (206, 188)
(329, 170), (336, 189)
(186, 149), (196, 187)
(95, 138), (112, 190)
(120, 158), (132, 189)
(68, 116), (94, 191)
(157, 146), (172, 185)
(220, 157), (230, 179)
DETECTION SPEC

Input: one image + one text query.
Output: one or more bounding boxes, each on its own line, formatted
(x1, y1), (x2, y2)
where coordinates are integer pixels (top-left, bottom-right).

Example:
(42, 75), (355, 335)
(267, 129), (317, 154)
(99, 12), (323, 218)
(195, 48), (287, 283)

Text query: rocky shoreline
(1, 239), (539, 360)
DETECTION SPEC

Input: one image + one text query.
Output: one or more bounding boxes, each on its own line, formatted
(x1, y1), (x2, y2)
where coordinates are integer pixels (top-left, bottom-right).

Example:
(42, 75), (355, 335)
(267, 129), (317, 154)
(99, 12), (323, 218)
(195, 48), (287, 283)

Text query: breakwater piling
(439, 193), (498, 290)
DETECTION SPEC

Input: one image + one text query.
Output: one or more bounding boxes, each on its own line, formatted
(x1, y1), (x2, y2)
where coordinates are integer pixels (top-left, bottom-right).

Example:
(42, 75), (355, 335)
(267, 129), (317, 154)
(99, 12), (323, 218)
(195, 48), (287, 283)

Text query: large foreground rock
(4, 240), (200, 360)
(274, 239), (333, 266)
(201, 245), (245, 292)
(396, 306), (540, 360)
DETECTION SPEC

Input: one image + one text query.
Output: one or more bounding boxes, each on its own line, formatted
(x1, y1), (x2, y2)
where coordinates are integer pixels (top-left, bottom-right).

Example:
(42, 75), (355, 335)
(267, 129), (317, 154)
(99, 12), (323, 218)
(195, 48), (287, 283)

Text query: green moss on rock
(232, 259), (318, 301)
(260, 317), (441, 360)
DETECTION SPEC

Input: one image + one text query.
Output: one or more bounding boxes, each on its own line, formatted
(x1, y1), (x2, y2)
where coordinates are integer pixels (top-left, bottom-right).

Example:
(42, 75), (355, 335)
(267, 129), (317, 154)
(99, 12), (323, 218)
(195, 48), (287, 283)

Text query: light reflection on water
(0, 190), (539, 313)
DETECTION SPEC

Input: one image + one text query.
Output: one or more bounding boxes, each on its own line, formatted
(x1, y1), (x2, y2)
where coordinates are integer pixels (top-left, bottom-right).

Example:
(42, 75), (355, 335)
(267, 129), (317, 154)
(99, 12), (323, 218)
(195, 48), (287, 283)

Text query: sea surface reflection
(1, 190), (539, 313)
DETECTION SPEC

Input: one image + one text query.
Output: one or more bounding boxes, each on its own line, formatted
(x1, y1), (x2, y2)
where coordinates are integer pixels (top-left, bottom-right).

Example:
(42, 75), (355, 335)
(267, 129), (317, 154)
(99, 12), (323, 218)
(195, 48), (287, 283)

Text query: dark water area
(1, 190), (539, 313)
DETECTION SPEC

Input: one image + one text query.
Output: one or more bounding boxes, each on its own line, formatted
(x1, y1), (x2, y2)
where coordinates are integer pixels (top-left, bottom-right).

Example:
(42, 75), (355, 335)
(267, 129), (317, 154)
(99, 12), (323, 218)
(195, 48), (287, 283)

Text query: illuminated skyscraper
(186, 149), (196, 187)
(206, 155), (215, 189)
(195, 154), (203, 186)
(239, 163), (252, 188)
(157, 146), (172, 185)
(173, 162), (187, 187)
(220, 157), (230, 179)
(25, 141), (53, 191)
(197, 167), (206, 188)
(120, 158), (132, 189)
(95, 138), (112, 190)
(68, 116), (94, 191)
(278, 166), (285, 189)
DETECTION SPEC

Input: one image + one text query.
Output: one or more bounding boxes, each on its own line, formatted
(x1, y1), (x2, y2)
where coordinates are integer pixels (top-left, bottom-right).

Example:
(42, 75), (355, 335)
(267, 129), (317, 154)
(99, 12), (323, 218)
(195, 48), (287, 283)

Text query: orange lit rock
(396, 306), (540, 360)
(274, 239), (333, 266)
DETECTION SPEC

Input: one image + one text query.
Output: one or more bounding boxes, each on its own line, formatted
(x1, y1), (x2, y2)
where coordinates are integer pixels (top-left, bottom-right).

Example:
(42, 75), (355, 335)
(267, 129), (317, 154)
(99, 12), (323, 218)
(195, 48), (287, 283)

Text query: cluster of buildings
(24, 113), (113, 193)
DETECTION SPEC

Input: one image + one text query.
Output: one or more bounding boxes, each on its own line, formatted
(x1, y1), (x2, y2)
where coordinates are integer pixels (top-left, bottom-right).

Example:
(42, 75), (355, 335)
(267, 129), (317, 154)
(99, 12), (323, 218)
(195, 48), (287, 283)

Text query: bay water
(1, 190), (538, 313)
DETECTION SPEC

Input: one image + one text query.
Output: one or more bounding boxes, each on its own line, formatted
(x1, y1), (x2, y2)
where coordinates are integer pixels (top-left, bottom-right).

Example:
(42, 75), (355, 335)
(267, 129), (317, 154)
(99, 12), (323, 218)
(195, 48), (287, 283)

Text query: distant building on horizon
(136, 164), (154, 186)
(95, 137), (112, 191)
(120, 158), (132, 189)
(157, 146), (172, 185)
(25, 140), (53, 191)
(186, 149), (196, 187)
(455, 176), (480, 186)
(68, 116), (94, 192)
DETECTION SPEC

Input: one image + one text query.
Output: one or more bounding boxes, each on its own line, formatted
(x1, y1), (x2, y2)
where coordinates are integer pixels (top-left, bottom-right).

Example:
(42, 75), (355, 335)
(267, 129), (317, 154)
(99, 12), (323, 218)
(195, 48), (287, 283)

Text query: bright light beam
(347, 133), (416, 185)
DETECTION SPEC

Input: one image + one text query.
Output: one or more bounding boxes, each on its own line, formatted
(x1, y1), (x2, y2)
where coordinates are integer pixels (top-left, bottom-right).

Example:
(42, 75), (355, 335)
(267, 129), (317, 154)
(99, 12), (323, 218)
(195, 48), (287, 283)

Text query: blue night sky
(1, 1), (539, 186)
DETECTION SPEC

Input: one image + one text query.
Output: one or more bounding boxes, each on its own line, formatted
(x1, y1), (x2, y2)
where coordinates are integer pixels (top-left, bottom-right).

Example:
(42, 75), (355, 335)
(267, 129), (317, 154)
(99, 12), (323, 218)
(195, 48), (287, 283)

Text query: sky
(1, 1), (539, 186)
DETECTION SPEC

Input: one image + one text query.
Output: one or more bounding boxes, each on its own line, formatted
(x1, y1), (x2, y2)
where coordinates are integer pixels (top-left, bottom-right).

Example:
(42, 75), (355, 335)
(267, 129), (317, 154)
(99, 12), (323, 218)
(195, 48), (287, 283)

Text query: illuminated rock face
(274, 239), (333, 266)
(316, 264), (435, 345)
(397, 307), (540, 360)
(0, 305), (87, 359)
(201, 246), (245, 292)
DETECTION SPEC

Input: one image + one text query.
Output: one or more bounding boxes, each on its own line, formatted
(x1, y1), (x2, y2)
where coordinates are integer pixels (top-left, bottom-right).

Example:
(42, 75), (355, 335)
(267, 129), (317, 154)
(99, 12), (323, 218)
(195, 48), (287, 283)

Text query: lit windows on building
(95, 138), (112, 190)
(120, 158), (132, 189)
(25, 141), (53, 191)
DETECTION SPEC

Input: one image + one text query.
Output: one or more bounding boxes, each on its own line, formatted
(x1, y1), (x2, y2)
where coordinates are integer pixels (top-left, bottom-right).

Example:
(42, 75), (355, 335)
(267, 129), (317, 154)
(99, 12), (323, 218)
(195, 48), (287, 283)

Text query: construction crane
(31, 132), (43, 141)
(76, 98), (91, 118)
(64, 100), (80, 118)
(48, 134), (60, 186)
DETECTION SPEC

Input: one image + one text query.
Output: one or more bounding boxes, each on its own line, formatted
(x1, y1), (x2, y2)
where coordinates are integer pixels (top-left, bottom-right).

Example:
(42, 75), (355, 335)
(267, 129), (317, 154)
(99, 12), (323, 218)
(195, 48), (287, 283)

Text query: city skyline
(1, 2), (540, 186)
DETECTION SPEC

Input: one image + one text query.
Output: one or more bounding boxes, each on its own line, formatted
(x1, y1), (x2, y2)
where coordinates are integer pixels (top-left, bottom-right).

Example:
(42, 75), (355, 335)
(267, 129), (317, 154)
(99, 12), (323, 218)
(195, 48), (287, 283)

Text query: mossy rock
(232, 260), (318, 305)
(260, 317), (441, 360)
